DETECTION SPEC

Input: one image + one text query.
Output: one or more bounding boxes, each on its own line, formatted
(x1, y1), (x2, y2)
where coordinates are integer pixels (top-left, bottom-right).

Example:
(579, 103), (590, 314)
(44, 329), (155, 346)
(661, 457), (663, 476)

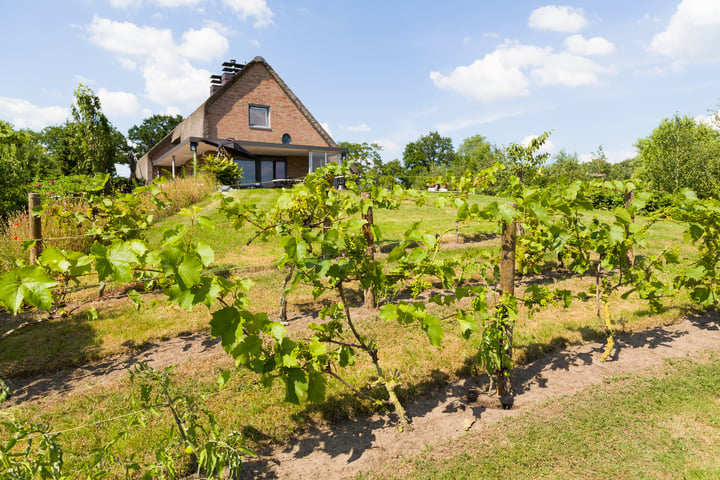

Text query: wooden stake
(28, 193), (42, 265)
(497, 210), (517, 400)
(361, 192), (376, 308)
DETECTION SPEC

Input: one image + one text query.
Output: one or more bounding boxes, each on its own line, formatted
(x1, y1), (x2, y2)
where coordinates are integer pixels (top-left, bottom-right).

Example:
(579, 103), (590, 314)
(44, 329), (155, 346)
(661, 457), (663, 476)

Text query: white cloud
(430, 41), (608, 103)
(650, 0), (720, 65)
(565, 34), (616, 56)
(529, 5), (588, 33)
(529, 51), (607, 86)
(97, 88), (143, 117)
(320, 122), (333, 137)
(222, 0), (274, 28)
(86, 16), (229, 111)
(430, 46), (532, 103)
(0, 97), (68, 130)
(340, 123), (371, 132)
(180, 27), (230, 60)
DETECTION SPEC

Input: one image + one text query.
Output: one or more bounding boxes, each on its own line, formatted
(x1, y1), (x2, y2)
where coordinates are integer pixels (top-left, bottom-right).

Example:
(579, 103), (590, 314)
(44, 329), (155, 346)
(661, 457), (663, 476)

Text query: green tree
(337, 141), (382, 174)
(543, 150), (584, 185)
(128, 114), (184, 156)
(607, 157), (636, 181)
(636, 114), (720, 197)
(453, 134), (502, 175)
(505, 131), (551, 186)
(584, 145), (613, 182)
(0, 121), (60, 217)
(70, 84), (126, 176)
(402, 131), (455, 186)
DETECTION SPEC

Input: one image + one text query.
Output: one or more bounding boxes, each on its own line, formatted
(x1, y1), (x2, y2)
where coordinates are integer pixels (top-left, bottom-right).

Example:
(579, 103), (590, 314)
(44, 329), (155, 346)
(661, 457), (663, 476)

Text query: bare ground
(4, 312), (720, 480)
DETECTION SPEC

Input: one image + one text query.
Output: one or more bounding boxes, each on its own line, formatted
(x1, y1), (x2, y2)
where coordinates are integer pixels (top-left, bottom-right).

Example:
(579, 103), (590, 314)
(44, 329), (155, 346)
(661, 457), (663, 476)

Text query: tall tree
(70, 84), (125, 175)
(505, 131), (551, 186)
(128, 114), (183, 156)
(453, 134), (502, 175)
(402, 131), (455, 184)
(636, 114), (720, 197)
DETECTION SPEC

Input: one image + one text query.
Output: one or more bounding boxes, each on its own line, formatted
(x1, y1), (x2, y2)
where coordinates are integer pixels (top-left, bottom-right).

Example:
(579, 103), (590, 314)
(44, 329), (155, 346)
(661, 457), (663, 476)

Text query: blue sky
(2, 0), (720, 170)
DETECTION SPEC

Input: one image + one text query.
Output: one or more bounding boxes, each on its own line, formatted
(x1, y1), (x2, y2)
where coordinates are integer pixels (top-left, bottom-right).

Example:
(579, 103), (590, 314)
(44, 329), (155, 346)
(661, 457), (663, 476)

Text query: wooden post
(624, 188), (635, 267)
(28, 193), (42, 265)
(497, 209), (516, 401)
(361, 191), (376, 308)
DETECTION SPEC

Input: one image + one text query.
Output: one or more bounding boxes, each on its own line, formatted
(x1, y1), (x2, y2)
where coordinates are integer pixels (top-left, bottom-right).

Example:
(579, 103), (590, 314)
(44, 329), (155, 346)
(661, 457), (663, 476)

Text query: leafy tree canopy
(636, 114), (720, 197)
(128, 114), (183, 157)
(337, 141), (383, 173)
(402, 131), (455, 181)
(453, 134), (504, 176)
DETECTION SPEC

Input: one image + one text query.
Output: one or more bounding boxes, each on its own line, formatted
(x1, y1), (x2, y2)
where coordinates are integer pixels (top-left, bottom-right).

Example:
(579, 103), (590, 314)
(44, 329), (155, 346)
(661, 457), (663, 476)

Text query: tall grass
(0, 175), (216, 270)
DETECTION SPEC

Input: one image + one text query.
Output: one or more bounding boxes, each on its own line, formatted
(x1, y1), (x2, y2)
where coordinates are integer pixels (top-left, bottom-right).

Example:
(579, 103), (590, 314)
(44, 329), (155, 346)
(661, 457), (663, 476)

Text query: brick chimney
(210, 59), (244, 95)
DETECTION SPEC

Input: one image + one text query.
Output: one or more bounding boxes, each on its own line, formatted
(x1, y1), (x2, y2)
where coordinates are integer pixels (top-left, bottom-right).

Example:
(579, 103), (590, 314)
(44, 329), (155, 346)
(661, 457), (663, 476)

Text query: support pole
(497, 208), (517, 401)
(361, 191), (376, 308)
(28, 193), (42, 265)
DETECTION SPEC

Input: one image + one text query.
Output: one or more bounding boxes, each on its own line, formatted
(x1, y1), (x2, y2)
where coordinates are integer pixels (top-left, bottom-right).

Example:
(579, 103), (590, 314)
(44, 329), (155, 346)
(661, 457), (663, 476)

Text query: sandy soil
(4, 312), (719, 480)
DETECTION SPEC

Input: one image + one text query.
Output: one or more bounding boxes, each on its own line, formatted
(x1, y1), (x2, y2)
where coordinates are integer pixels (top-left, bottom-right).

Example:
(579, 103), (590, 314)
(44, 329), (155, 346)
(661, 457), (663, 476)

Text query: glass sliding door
(236, 159), (256, 186)
(260, 160), (274, 186)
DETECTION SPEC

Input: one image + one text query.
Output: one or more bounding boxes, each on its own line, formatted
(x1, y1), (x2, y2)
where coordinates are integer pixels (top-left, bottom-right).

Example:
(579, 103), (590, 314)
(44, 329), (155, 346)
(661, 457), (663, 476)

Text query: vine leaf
(0, 266), (58, 314)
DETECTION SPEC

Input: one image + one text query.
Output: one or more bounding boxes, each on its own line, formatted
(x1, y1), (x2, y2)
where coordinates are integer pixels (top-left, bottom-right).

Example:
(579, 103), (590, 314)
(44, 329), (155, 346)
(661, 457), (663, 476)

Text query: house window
(249, 105), (270, 128)
(309, 151), (327, 172)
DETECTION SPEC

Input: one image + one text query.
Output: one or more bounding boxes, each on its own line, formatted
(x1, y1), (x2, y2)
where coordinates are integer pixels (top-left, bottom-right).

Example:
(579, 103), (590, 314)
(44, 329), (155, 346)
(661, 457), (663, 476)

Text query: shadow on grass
(2, 326), (221, 406)
(0, 312), (102, 380)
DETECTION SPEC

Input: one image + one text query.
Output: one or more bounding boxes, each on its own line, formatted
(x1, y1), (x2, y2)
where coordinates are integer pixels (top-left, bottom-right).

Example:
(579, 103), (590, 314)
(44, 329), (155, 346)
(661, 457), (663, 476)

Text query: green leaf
(210, 307), (244, 353)
(127, 289), (143, 310)
(0, 266), (58, 314)
(196, 242), (215, 266)
(177, 254), (203, 288)
(307, 371), (327, 404)
(217, 370), (232, 389)
(423, 315), (444, 347)
(283, 368), (308, 404)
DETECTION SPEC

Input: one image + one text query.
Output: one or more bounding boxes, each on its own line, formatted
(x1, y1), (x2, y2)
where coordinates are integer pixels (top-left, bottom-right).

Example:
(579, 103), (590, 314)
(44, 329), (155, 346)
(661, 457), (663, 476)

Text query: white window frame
(249, 105), (270, 129)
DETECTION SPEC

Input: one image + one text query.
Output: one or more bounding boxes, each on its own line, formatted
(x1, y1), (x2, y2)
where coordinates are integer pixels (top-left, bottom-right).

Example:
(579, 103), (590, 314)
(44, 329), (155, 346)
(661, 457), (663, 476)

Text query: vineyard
(1, 154), (720, 478)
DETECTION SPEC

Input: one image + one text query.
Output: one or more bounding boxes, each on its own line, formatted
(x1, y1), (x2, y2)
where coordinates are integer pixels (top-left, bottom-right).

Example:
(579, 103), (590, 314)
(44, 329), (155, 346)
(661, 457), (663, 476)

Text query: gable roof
(206, 57), (338, 147)
(143, 56), (336, 162)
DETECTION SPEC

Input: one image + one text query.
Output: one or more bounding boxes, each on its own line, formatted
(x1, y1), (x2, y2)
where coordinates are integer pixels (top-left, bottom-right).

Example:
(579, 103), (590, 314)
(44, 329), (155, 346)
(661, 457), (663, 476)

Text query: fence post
(28, 193), (42, 265)
(361, 191), (376, 308)
(497, 207), (517, 401)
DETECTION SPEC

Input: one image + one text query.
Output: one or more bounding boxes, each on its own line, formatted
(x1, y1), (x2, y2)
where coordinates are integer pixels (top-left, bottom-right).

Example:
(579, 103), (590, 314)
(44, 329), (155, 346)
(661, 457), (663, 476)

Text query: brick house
(137, 57), (346, 185)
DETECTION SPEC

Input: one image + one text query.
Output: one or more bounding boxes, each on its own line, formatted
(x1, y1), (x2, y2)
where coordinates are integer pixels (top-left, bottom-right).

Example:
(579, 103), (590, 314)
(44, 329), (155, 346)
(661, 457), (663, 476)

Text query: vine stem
(337, 281), (411, 429)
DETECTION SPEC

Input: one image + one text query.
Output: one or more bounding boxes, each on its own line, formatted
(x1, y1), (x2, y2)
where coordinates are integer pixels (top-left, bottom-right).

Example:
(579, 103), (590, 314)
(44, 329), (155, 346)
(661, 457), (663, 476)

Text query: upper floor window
(249, 105), (270, 128)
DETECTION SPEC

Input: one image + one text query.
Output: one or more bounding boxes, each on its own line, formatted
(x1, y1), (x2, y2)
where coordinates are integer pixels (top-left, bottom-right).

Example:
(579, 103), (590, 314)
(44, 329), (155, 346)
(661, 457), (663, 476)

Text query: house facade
(138, 57), (346, 185)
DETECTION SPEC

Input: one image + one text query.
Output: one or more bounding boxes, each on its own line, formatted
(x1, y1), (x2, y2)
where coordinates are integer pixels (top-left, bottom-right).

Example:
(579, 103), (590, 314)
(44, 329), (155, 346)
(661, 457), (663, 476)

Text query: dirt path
(4, 314), (720, 479)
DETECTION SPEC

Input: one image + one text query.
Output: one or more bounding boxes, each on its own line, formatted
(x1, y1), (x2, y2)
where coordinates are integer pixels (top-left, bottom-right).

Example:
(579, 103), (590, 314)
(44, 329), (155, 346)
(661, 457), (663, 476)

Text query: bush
(200, 154), (240, 185)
